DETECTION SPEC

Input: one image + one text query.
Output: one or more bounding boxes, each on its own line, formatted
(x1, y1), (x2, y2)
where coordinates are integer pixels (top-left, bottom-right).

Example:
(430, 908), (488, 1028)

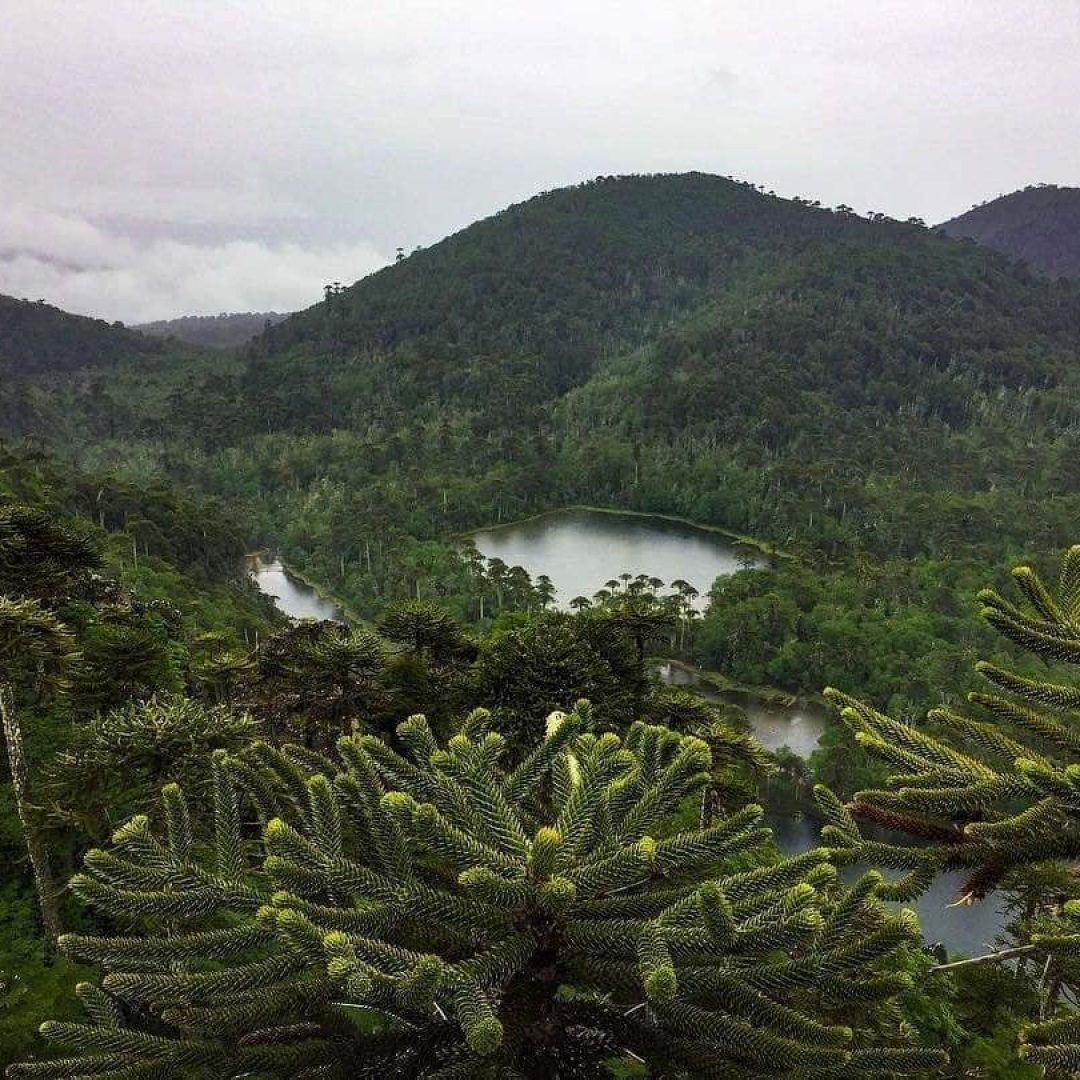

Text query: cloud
(0, 204), (387, 323)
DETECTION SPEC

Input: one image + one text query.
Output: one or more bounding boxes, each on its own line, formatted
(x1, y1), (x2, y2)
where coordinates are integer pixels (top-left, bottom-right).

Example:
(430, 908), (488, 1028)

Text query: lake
(249, 556), (347, 621)
(469, 508), (759, 610)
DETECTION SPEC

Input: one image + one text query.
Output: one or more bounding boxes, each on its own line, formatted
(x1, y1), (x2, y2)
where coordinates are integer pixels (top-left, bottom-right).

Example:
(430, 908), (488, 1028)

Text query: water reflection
(249, 557), (346, 622)
(470, 509), (760, 610)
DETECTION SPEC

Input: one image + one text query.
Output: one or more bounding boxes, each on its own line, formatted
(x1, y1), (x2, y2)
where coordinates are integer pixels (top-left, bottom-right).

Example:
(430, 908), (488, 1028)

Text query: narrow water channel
(249, 555), (347, 621)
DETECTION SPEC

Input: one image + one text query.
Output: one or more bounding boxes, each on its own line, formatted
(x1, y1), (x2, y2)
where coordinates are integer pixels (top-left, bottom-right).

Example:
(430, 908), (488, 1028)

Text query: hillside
(0, 293), (163, 376)
(136, 310), (290, 348)
(941, 183), (1080, 278)
(30, 175), (1080, 544)
(13, 173), (1080, 676)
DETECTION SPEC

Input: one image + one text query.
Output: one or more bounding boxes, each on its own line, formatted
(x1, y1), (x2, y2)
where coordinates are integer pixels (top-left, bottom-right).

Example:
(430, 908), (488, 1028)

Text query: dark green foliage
(0, 294), (162, 377)
(14, 703), (942, 1078)
(0, 505), (101, 606)
(252, 620), (388, 743)
(830, 545), (1080, 1072)
(378, 600), (476, 668)
(473, 614), (632, 739)
(45, 696), (261, 839)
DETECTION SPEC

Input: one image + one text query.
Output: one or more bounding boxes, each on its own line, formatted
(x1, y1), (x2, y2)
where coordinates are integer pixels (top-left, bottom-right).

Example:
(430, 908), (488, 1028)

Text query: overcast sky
(2, 0), (1079, 322)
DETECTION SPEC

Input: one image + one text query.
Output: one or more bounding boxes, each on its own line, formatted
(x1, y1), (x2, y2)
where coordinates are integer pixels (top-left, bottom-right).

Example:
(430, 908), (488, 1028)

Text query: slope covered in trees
(135, 311), (290, 349)
(19, 173), (1080, 716)
(0, 295), (163, 377)
(941, 184), (1080, 278)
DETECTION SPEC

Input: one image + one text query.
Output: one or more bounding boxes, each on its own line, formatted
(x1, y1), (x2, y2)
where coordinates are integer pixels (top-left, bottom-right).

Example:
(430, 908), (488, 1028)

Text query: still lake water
(470, 509), (759, 610)
(250, 557), (346, 621)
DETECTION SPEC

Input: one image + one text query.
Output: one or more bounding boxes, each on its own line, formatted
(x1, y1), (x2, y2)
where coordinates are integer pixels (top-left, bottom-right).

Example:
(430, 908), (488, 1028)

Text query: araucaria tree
(14, 702), (941, 1078)
(829, 545), (1080, 1074)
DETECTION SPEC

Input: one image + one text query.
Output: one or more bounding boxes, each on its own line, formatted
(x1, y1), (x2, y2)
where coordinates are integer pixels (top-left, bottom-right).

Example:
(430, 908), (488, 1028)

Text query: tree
(0, 597), (79, 946)
(255, 621), (387, 743)
(378, 600), (473, 668)
(0, 505), (101, 605)
(827, 545), (1080, 1073)
(45, 695), (260, 841)
(15, 701), (943, 1078)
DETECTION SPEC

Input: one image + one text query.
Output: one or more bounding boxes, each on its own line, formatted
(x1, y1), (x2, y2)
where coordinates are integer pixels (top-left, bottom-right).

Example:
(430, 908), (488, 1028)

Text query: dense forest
(5, 172), (1080, 1074)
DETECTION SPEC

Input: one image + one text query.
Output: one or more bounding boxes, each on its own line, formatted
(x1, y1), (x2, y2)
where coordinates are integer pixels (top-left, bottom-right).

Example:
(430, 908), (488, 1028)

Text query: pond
(249, 555), (347, 622)
(469, 508), (760, 610)
(657, 661), (827, 758)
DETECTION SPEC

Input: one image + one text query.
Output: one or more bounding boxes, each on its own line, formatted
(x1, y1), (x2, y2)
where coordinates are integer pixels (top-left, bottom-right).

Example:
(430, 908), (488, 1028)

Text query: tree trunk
(1, 683), (62, 950)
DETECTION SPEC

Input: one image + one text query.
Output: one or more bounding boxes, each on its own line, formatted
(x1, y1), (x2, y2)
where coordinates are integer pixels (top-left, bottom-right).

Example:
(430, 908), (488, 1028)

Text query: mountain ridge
(941, 183), (1080, 278)
(136, 311), (291, 349)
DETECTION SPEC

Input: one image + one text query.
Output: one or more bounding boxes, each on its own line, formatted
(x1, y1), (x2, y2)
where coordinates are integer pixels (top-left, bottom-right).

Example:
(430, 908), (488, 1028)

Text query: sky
(2, 0), (1079, 323)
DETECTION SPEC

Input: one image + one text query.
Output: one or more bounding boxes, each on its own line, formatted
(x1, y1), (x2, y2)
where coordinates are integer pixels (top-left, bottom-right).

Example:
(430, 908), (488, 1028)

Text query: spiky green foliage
(0, 504), (102, 604)
(829, 545), (1080, 1073)
(13, 701), (942, 1078)
(45, 695), (261, 838)
(254, 620), (387, 742)
(378, 600), (475, 667)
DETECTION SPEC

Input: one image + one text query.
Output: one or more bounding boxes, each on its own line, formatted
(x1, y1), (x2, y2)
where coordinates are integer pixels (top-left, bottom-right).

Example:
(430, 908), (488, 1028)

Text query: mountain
(136, 311), (290, 349)
(24, 170), (1075, 573)
(0, 293), (162, 376)
(940, 183), (1080, 278)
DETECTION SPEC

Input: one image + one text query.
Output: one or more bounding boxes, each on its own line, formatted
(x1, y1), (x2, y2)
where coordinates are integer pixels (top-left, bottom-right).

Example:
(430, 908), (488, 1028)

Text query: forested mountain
(941, 183), (1080, 277)
(17, 173), (1080, 693)
(136, 310), (290, 348)
(0, 294), (162, 376)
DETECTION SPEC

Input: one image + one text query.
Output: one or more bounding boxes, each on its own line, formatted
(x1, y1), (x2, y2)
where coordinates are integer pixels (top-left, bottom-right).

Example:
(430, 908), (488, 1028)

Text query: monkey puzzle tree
(0, 597), (80, 945)
(254, 620), (387, 743)
(45, 695), (261, 840)
(378, 600), (475, 669)
(827, 545), (1080, 1074)
(0, 505), (101, 605)
(13, 701), (942, 1079)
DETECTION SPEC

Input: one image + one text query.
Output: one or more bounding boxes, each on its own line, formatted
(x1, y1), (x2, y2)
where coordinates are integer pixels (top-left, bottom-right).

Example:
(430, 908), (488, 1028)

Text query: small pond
(249, 556), (347, 622)
(469, 508), (761, 610)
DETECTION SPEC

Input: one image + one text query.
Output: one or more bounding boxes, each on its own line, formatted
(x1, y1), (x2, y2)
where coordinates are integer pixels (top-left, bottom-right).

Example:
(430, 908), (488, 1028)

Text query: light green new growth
(12, 699), (943, 1079)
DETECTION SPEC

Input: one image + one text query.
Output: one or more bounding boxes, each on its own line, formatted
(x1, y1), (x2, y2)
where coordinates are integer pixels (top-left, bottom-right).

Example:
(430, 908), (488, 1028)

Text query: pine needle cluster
(12, 701), (941, 1079)
(829, 546), (1080, 1072)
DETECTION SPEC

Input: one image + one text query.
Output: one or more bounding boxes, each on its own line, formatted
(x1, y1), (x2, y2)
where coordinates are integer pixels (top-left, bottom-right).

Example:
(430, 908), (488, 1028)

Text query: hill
(0, 293), (163, 376)
(136, 310), (290, 348)
(940, 183), (1080, 277)
(12, 172), (1080, 689)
